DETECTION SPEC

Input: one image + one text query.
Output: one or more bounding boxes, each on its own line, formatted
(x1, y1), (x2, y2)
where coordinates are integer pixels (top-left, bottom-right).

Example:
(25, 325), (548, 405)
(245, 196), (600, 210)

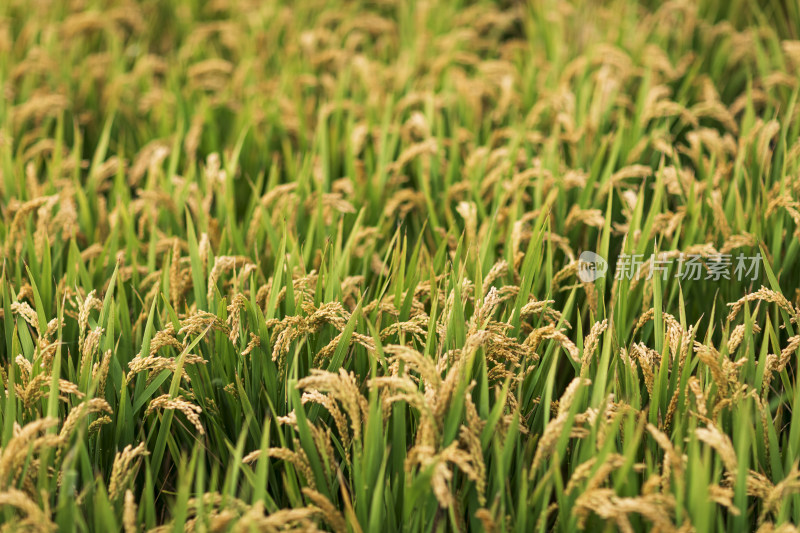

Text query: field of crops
(1, 0), (800, 531)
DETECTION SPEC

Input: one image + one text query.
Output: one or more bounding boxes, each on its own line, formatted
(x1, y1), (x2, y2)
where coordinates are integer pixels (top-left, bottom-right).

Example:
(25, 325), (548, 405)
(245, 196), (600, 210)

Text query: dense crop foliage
(1, 0), (800, 531)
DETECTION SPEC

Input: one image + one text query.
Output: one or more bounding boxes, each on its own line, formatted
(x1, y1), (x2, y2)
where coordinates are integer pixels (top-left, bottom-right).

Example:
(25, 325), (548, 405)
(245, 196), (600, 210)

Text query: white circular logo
(577, 251), (608, 282)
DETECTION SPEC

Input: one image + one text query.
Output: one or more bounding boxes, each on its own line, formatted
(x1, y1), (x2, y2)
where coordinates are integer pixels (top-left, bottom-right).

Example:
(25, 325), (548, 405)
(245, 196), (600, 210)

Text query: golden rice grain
(581, 319), (608, 373)
(243, 448), (315, 490)
(302, 488), (347, 533)
(696, 422), (738, 473)
(727, 286), (796, 322)
(109, 442), (149, 501)
(146, 395), (205, 436)
(0, 488), (57, 532)
(531, 378), (590, 470)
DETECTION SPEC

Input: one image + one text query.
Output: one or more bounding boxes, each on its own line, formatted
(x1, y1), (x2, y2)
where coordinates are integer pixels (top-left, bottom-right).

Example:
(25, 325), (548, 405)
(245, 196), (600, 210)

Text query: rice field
(1, 0), (800, 531)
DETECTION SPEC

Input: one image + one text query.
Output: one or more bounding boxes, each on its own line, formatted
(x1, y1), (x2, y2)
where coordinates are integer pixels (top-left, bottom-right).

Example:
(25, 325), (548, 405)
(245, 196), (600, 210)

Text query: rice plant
(1, 0), (799, 531)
